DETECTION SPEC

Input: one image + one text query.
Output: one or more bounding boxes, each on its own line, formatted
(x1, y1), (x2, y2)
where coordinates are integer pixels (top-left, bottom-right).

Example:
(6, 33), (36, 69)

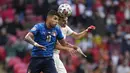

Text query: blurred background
(0, 0), (130, 73)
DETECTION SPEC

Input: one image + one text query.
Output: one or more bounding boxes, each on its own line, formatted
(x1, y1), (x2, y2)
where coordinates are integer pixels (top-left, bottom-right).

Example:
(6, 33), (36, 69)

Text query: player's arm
(24, 25), (45, 50)
(56, 26), (87, 56)
(71, 30), (87, 40)
(70, 25), (96, 39)
(55, 41), (74, 51)
(55, 41), (68, 50)
(56, 40), (77, 55)
(25, 32), (45, 50)
(58, 39), (78, 50)
(25, 32), (36, 46)
(56, 26), (78, 50)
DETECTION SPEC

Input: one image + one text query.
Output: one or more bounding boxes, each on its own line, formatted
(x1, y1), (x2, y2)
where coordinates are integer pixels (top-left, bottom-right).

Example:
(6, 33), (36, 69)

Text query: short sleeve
(56, 26), (64, 40)
(66, 26), (74, 36)
(30, 24), (39, 35)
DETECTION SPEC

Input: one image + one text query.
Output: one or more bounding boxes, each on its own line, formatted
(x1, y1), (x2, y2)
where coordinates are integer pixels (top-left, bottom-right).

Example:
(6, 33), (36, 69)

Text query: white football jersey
(54, 25), (74, 54)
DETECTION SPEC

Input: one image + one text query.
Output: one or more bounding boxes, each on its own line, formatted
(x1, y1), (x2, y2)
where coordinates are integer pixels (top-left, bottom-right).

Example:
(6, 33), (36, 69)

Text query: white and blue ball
(58, 3), (72, 17)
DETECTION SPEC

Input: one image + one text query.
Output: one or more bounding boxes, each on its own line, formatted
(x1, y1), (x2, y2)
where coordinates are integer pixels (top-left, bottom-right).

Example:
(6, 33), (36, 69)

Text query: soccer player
(53, 4), (96, 73)
(25, 10), (77, 73)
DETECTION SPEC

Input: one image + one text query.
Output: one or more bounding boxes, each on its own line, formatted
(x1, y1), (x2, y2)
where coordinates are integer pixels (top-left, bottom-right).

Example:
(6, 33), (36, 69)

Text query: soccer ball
(58, 3), (72, 17)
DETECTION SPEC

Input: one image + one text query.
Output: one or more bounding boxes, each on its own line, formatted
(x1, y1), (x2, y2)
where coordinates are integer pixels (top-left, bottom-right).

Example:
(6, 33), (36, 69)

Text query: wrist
(85, 29), (89, 32)
(64, 47), (69, 51)
(34, 42), (38, 46)
(73, 46), (78, 50)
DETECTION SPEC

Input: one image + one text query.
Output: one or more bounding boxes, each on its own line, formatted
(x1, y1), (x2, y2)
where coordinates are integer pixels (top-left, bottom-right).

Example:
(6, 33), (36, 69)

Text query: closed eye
(54, 17), (59, 20)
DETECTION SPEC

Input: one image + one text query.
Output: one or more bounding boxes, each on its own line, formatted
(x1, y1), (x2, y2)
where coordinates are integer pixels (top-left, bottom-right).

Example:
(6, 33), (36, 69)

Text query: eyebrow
(55, 16), (59, 20)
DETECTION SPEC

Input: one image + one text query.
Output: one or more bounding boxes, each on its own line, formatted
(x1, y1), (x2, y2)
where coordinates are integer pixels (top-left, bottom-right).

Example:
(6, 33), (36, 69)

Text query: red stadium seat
(0, 46), (6, 61)
(23, 52), (31, 64)
(17, 68), (27, 73)
(8, 57), (22, 67)
(13, 63), (27, 73)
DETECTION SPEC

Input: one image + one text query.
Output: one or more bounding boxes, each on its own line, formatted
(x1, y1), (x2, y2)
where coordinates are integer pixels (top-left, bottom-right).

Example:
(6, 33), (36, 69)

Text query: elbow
(73, 34), (81, 40)
(24, 35), (28, 41)
(74, 36), (80, 40)
(55, 45), (67, 51)
(75, 37), (80, 40)
(55, 45), (61, 50)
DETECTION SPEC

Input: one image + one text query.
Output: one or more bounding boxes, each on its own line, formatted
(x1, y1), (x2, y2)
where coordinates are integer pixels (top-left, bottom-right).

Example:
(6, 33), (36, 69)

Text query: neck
(46, 21), (51, 29)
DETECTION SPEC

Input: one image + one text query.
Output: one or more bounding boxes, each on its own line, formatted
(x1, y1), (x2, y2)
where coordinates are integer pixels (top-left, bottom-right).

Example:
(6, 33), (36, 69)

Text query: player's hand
(34, 43), (46, 50)
(86, 25), (96, 32)
(66, 47), (77, 56)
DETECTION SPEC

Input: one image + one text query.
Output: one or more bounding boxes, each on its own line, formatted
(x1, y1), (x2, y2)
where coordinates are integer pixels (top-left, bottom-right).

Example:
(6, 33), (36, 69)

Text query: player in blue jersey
(25, 10), (77, 73)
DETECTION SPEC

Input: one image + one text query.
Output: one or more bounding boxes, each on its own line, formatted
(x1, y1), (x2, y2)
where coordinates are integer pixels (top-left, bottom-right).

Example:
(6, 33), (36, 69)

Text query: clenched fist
(86, 25), (96, 32)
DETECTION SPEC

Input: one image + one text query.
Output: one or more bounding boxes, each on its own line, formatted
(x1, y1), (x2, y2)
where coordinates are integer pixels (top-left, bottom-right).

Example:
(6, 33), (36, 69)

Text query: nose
(64, 21), (67, 24)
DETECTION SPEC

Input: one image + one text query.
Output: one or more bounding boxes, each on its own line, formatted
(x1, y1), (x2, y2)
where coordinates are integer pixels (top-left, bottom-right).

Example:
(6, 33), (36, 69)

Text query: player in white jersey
(53, 16), (95, 73)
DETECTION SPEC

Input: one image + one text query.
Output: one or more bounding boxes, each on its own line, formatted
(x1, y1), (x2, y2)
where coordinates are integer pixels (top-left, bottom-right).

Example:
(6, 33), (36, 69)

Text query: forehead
(59, 17), (68, 20)
(52, 15), (59, 19)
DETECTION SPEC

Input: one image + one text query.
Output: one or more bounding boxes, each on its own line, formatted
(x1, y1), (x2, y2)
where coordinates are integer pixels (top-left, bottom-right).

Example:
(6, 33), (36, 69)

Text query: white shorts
(53, 53), (67, 73)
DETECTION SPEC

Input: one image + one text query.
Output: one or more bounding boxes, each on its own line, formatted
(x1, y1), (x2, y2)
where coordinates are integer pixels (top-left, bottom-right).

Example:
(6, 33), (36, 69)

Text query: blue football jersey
(29, 23), (64, 57)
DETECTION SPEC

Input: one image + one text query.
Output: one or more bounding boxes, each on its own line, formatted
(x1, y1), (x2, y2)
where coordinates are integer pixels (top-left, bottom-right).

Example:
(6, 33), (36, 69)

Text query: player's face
(50, 15), (59, 28)
(59, 17), (68, 27)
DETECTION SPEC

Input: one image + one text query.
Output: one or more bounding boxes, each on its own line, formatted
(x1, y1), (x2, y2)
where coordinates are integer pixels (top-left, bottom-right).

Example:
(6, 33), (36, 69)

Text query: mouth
(61, 24), (66, 27)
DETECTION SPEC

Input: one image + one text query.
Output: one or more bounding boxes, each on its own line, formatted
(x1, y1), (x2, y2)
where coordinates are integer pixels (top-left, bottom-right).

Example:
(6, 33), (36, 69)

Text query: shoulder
(34, 22), (45, 28)
(66, 25), (70, 29)
(35, 22), (45, 27)
(54, 25), (62, 33)
(55, 25), (61, 30)
(66, 25), (73, 30)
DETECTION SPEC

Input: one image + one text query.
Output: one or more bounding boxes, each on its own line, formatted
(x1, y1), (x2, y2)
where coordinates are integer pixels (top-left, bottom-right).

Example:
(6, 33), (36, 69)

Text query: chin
(50, 26), (54, 28)
(51, 25), (56, 28)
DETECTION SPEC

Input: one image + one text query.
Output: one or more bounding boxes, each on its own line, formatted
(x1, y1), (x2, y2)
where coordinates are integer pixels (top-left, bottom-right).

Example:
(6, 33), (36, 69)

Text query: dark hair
(47, 10), (59, 16)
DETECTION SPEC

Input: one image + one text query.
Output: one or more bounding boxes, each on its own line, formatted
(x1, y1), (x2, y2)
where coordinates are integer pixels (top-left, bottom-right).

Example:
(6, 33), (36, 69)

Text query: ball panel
(58, 4), (72, 17)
